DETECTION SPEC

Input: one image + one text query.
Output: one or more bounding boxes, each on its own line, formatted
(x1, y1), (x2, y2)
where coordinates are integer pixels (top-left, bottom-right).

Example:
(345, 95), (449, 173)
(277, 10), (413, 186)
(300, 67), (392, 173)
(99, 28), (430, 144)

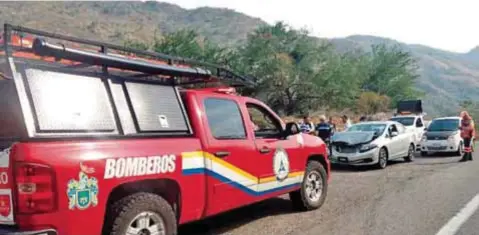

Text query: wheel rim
(305, 171), (323, 202)
(379, 149), (387, 168)
(127, 211), (166, 235)
(408, 145), (415, 160)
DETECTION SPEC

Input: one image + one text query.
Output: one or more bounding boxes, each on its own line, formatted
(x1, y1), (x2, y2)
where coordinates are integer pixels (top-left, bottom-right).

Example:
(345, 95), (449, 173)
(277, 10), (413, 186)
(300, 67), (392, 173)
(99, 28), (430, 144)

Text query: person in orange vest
(460, 111), (475, 128)
(459, 112), (475, 162)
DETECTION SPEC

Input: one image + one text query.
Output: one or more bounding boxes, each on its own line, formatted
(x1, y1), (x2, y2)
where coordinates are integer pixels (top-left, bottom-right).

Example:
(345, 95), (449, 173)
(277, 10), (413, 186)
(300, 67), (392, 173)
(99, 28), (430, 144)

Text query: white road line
(435, 193), (479, 235)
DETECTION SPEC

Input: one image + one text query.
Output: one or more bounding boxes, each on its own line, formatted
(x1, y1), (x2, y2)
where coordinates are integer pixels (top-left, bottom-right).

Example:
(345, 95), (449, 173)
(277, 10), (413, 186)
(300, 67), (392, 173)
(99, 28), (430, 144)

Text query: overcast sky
(160, 0), (479, 53)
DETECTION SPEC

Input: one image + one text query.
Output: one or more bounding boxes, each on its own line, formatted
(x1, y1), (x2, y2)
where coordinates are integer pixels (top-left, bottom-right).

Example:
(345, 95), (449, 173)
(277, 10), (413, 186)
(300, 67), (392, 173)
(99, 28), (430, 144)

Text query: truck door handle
(214, 151), (230, 158)
(259, 147), (271, 154)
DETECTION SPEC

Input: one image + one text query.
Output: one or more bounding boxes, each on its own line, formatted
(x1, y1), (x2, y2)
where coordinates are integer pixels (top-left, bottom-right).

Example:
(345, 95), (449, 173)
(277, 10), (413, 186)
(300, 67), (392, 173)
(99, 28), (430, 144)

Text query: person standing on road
(329, 116), (336, 135)
(459, 112), (475, 162)
(300, 115), (315, 134)
(341, 115), (352, 131)
(460, 111), (475, 128)
(316, 115), (333, 143)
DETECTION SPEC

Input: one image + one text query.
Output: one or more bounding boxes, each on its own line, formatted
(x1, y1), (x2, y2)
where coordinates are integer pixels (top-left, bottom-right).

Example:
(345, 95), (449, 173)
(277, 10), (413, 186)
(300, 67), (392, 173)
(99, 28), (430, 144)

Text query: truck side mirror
(283, 122), (300, 138)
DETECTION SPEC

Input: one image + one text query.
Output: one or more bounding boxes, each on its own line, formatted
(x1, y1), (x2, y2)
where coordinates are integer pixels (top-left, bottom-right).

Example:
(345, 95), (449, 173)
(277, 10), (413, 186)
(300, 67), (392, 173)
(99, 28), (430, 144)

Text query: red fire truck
(0, 24), (330, 235)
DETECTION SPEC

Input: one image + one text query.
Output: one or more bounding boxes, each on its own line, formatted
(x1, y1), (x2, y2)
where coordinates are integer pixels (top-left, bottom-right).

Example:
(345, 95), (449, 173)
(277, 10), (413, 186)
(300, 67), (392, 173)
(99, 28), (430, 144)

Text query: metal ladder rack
(2, 23), (256, 87)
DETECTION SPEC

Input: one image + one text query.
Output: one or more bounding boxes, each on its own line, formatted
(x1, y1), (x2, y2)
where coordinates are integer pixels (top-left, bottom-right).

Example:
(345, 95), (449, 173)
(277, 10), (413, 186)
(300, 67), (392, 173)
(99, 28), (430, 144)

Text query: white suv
(420, 117), (462, 156)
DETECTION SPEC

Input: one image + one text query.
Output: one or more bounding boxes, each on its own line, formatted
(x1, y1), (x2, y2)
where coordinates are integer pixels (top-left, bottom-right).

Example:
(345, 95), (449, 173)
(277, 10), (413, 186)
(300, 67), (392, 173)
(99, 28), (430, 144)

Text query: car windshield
(390, 117), (415, 126)
(427, 119), (460, 132)
(347, 123), (387, 135)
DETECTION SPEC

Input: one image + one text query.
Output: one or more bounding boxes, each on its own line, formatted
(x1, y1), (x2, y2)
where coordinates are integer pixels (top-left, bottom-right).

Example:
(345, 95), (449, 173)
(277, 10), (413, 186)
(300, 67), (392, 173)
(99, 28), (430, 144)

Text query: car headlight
(359, 143), (378, 152)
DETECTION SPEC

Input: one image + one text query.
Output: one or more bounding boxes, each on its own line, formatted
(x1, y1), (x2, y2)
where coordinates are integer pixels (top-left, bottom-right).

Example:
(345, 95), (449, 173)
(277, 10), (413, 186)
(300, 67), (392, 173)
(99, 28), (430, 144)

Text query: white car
(390, 114), (426, 151)
(420, 117), (462, 156)
(329, 121), (416, 169)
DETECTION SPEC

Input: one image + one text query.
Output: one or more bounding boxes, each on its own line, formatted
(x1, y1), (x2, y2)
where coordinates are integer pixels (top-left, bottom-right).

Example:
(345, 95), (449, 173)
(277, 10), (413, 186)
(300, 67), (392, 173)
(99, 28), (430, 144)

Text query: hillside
(1, 1), (477, 117)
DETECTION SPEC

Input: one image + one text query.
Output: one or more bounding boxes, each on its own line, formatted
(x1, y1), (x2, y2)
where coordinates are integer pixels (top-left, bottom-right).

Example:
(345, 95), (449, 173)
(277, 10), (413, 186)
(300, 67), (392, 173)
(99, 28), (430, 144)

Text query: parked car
(0, 25), (330, 235)
(420, 117), (462, 156)
(330, 121), (416, 169)
(390, 100), (427, 151)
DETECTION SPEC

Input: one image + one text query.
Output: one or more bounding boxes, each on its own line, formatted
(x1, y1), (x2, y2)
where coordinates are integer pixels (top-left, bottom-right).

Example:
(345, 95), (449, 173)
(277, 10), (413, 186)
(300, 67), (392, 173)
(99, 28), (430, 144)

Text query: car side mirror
(390, 131), (399, 137)
(283, 122), (300, 138)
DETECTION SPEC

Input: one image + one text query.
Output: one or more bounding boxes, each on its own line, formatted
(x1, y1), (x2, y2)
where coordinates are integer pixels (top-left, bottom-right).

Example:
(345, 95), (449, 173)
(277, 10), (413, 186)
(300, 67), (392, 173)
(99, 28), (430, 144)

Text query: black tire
(105, 192), (177, 235)
(421, 151), (428, 157)
(290, 161), (328, 211)
(376, 147), (388, 169)
(455, 141), (464, 156)
(404, 144), (415, 162)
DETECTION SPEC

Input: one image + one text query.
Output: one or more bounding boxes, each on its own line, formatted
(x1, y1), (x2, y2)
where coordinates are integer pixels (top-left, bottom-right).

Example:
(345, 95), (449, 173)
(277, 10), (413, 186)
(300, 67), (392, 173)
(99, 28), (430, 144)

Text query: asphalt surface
(179, 152), (479, 235)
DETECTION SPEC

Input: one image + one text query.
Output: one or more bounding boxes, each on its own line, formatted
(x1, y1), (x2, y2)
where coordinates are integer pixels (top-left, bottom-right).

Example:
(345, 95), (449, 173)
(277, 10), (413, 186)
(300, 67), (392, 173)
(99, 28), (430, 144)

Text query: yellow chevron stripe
(258, 171), (305, 184)
(202, 151), (258, 182)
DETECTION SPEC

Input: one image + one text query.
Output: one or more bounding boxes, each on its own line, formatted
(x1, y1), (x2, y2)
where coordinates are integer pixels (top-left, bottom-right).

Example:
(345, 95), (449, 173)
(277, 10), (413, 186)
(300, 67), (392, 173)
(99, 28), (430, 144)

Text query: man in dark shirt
(316, 115), (333, 143)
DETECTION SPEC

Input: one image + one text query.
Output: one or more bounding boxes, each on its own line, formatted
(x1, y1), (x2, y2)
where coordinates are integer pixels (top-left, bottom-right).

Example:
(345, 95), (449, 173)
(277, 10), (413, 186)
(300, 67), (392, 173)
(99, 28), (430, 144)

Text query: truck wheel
(404, 144), (415, 162)
(107, 192), (177, 235)
(290, 160), (328, 211)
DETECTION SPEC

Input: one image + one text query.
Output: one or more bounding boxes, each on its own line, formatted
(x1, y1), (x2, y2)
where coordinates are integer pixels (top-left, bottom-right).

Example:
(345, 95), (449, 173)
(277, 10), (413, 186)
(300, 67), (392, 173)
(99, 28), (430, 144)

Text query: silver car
(329, 121), (416, 169)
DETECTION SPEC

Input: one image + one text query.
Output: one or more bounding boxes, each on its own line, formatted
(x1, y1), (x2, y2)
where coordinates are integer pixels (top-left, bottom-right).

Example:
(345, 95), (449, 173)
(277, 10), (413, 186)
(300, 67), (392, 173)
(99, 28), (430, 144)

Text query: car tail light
(14, 163), (56, 214)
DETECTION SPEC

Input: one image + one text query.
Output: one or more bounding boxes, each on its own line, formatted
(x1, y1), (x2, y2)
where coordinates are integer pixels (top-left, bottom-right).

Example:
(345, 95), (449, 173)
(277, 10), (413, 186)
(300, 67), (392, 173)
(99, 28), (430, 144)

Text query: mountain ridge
(0, 1), (477, 116)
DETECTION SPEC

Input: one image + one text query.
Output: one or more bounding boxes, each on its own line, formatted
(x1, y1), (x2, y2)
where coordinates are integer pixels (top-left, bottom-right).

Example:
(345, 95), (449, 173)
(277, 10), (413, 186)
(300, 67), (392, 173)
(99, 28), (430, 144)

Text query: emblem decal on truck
(104, 155), (176, 179)
(273, 148), (290, 182)
(67, 163), (99, 210)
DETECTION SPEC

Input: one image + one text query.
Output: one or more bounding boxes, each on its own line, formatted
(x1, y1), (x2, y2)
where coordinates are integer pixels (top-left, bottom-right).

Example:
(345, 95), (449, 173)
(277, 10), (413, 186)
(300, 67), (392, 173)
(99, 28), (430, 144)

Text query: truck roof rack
(1, 24), (256, 87)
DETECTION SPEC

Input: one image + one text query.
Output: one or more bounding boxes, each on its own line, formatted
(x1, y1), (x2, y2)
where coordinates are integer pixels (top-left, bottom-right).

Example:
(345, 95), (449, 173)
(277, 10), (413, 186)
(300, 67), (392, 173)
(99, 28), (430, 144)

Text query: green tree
(312, 51), (369, 109)
(124, 40), (150, 51)
(231, 22), (332, 115)
(362, 44), (422, 105)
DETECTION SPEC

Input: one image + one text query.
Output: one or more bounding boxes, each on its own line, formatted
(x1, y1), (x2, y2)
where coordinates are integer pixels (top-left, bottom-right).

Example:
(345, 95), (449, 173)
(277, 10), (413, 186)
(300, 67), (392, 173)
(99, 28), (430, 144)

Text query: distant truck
(389, 100), (427, 151)
(0, 25), (330, 235)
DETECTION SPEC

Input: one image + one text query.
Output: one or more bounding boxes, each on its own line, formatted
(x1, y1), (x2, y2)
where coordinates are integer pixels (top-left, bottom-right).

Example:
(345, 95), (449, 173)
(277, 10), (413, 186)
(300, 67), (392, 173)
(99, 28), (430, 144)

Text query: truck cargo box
(396, 100), (423, 115)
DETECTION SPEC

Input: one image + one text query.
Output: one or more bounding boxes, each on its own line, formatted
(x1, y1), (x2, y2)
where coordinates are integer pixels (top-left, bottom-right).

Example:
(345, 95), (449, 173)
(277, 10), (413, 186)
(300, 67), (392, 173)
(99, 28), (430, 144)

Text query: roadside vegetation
(125, 21), (422, 121)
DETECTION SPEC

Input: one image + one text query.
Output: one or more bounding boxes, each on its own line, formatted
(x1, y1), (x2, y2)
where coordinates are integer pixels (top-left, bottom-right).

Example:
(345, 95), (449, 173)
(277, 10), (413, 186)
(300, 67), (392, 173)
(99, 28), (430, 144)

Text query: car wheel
(106, 192), (177, 235)
(455, 141), (464, 156)
(290, 160), (328, 211)
(376, 147), (388, 169)
(404, 144), (415, 162)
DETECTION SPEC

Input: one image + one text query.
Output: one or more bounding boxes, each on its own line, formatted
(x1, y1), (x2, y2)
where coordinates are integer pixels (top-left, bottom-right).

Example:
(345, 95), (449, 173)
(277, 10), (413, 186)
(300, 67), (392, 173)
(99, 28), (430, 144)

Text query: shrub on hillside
(356, 92), (390, 115)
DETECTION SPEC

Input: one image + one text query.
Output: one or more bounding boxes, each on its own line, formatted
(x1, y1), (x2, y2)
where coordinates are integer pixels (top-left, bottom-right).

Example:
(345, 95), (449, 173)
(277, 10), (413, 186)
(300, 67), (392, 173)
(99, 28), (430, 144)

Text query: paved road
(179, 152), (479, 235)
